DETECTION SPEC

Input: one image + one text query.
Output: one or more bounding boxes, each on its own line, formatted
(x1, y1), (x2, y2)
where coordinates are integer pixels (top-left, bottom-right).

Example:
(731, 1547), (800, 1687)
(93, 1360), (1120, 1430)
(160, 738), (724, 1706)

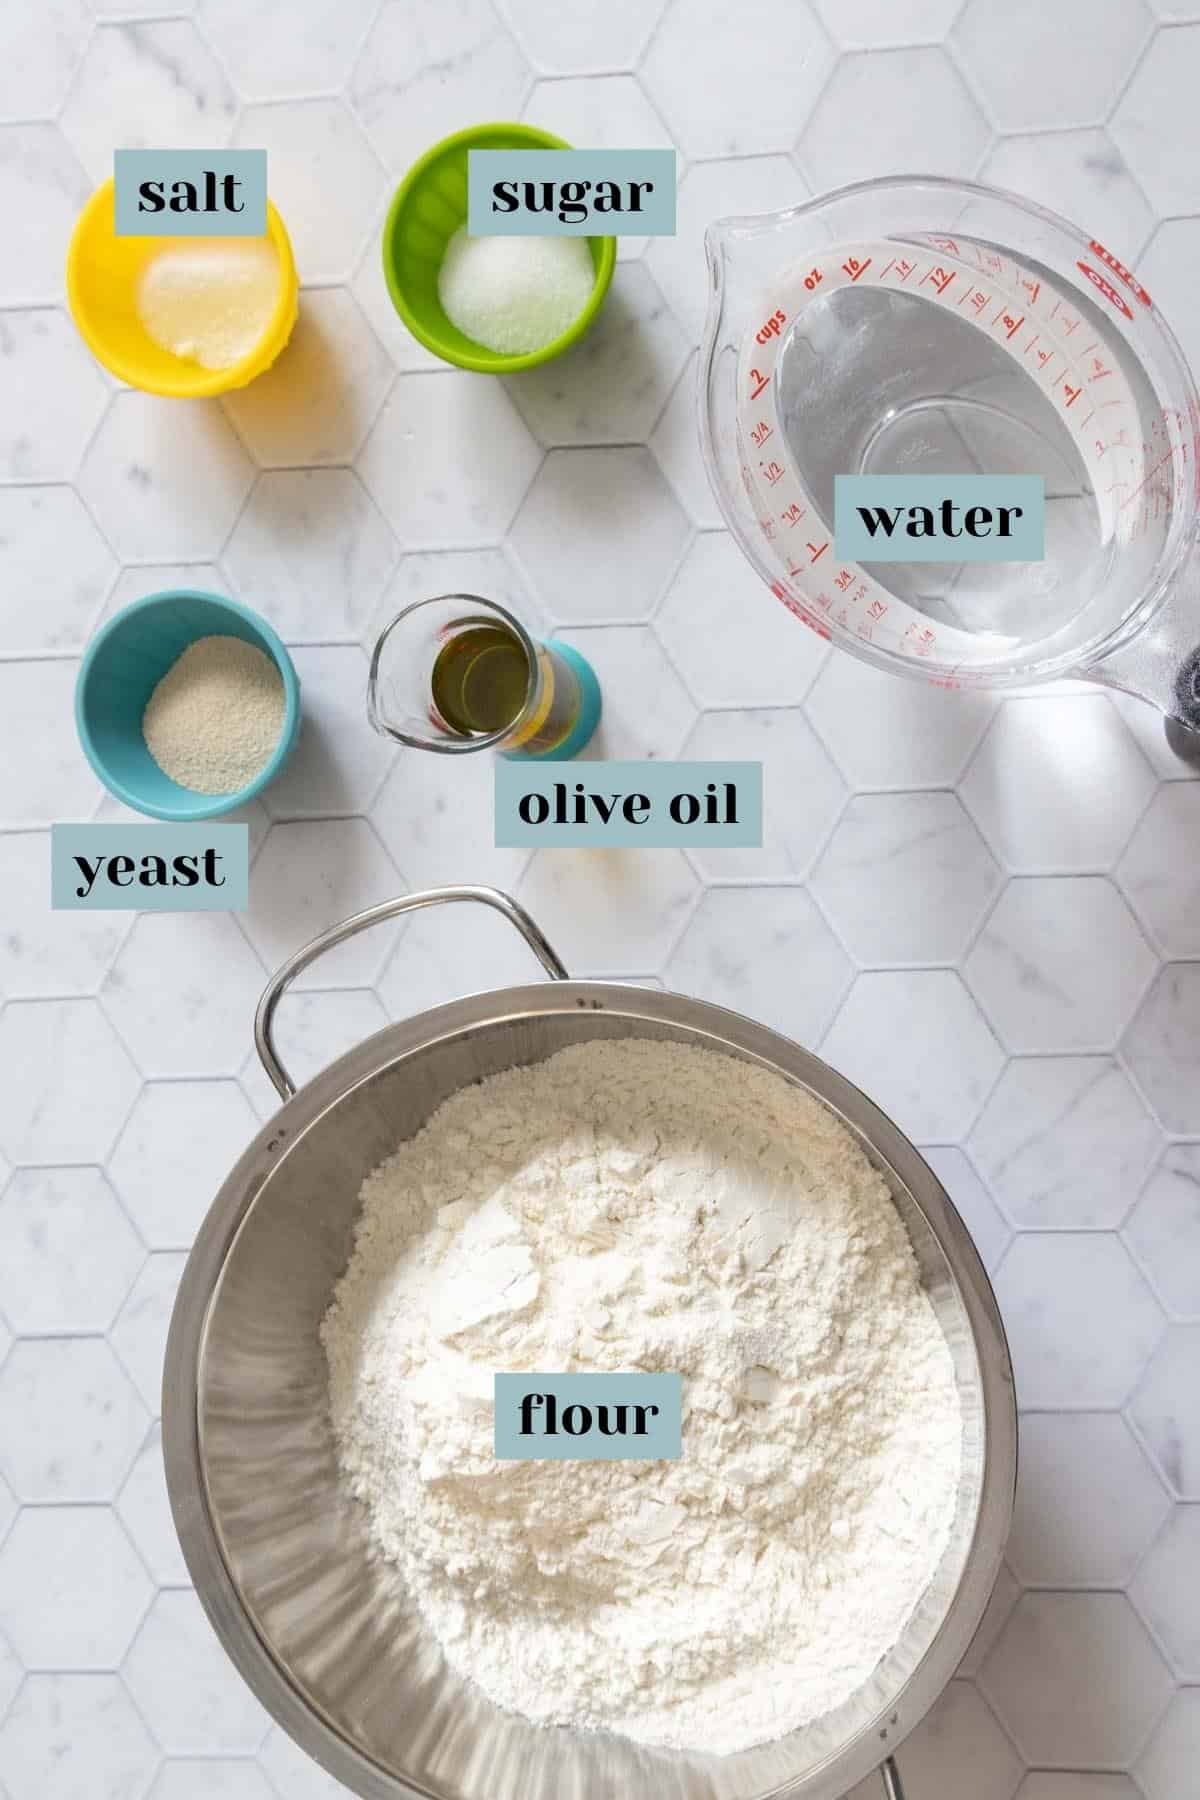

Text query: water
(774, 282), (1106, 648)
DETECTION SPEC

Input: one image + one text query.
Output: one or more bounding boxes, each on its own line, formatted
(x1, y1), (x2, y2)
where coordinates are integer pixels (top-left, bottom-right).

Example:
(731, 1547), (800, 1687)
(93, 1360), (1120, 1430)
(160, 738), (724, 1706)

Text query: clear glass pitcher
(699, 175), (1200, 737)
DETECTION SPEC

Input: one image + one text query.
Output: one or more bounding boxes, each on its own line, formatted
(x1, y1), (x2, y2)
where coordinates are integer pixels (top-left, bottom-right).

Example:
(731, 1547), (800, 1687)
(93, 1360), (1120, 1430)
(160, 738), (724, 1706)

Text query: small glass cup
(367, 595), (601, 759)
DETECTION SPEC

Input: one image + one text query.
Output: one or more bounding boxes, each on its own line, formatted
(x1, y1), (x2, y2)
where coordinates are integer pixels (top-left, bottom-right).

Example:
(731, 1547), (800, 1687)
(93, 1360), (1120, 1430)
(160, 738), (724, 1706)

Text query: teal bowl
(76, 590), (301, 821)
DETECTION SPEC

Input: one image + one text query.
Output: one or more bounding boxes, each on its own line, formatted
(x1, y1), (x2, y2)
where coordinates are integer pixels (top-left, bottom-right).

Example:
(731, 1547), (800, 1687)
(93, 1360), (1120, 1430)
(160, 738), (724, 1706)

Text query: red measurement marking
(842, 256), (872, 281)
(759, 516), (776, 539)
(1061, 381), (1082, 407)
(1089, 240), (1152, 308)
(922, 265), (955, 296)
(867, 598), (887, 620)
(895, 257), (916, 282)
(1076, 260), (1134, 321)
(962, 288), (990, 314)
(803, 267), (823, 291)
(780, 502), (804, 527)
(761, 458), (784, 486)
(750, 418), (772, 447)
(993, 308), (1024, 340)
(807, 539), (829, 563)
(834, 567), (854, 592)
(879, 257), (897, 279)
(1019, 276), (1042, 305)
(749, 368), (769, 400)
(929, 236), (960, 255)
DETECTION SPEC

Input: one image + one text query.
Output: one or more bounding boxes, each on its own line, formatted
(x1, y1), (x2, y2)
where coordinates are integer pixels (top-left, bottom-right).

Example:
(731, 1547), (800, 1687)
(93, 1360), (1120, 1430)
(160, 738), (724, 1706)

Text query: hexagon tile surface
(5, 1), (1200, 1793)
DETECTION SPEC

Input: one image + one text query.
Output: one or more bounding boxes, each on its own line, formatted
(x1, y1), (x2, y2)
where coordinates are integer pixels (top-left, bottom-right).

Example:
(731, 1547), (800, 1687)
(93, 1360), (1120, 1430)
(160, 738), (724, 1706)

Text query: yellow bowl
(66, 178), (299, 398)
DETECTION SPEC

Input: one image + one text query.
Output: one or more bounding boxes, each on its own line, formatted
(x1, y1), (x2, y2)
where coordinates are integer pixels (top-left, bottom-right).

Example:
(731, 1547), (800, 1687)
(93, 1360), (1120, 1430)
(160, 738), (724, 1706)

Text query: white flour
(322, 1040), (962, 1756)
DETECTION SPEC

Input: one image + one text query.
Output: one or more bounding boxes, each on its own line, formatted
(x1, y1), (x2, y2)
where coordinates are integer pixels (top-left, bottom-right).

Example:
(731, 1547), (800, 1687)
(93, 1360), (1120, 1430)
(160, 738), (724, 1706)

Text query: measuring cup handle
(881, 1757), (907, 1800)
(254, 885), (570, 1100)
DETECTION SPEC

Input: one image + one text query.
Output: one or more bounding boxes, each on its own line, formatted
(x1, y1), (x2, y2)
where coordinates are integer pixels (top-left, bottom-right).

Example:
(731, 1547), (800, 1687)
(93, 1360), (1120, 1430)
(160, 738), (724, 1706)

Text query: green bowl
(382, 122), (617, 373)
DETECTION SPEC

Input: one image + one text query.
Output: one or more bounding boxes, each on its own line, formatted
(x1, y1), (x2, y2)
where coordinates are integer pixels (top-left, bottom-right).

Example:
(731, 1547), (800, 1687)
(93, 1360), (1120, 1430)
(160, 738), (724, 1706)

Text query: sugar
(135, 239), (280, 372)
(436, 228), (595, 357)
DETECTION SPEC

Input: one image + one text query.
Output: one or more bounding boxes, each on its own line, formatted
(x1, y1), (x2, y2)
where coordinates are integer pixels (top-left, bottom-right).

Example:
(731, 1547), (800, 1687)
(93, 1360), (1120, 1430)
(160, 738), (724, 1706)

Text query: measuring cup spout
(1081, 539), (1200, 751)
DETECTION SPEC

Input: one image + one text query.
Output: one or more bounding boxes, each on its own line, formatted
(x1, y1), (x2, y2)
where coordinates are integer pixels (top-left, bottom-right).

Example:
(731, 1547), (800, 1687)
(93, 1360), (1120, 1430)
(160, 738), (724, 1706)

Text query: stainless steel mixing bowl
(163, 886), (1017, 1800)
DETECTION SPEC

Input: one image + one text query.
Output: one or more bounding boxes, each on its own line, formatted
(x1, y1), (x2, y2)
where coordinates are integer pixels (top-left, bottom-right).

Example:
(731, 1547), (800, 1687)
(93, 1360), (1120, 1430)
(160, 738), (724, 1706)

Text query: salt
(135, 239), (280, 372)
(437, 227), (595, 356)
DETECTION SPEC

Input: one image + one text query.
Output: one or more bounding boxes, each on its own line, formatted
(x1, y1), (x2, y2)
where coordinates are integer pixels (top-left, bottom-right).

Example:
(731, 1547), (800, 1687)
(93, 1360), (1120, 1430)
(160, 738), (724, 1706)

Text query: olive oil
(430, 624), (531, 736)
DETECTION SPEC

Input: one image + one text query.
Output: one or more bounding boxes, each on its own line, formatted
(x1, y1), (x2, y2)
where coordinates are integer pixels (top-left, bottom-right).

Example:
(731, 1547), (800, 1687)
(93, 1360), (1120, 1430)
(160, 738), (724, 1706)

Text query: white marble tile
(644, 0), (833, 158)
(665, 885), (853, 1045)
(0, 485), (115, 654)
(1137, 1688), (1200, 1800)
(0, 1338), (148, 1503)
(957, 1559), (1020, 1678)
(0, 1674), (159, 1800)
(1139, 219), (1200, 382)
(1117, 783), (1200, 957)
(1123, 963), (1200, 1135)
(1112, 22), (1200, 216)
(513, 446), (688, 624)
(371, 744), (530, 893)
(363, 544), (543, 662)
(63, 21), (237, 182)
(1017, 1779), (1139, 1800)
(820, 968), (1004, 1142)
(649, 355), (721, 529)
(919, 1145), (1011, 1274)
(152, 1761), (277, 1800)
(0, 1626), (19, 1728)
(964, 878), (1156, 1054)
(349, 202), (446, 375)
(100, 561), (230, 628)
(658, 533), (828, 707)
(261, 645), (393, 818)
(224, 469), (397, 644)
(0, 310), (109, 483)
(812, 0), (969, 45)
(1, 124), (90, 307)
(960, 696), (1156, 875)
(560, 625), (696, 761)
(994, 1233), (1164, 1409)
(111, 1252), (188, 1415)
(350, 0), (531, 174)
(500, 0), (662, 73)
(197, 0), (381, 100)
(0, 830), (129, 998)
(969, 1057), (1162, 1231)
(981, 130), (1153, 262)
(223, 290), (394, 468)
(108, 1079), (258, 1250)
(505, 263), (688, 447)
(878, 1681), (1021, 1800)
(0, 998), (139, 1163)
(956, 0), (1152, 132)
(0, 0), (90, 123)
(259, 1723), (357, 1798)
(798, 47), (990, 189)
(518, 847), (698, 973)
(1125, 1146), (1200, 1321)
(981, 1591), (1172, 1769)
(1008, 1412), (1171, 1589)
(520, 74), (676, 258)
(123, 1590), (271, 1754)
(0, 661), (100, 827)
(79, 393), (253, 562)
(117, 1423), (190, 1587)
(812, 791), (1000, 966)
(240, 986), (388, 1114)
(102, 913), (266, 1078)
(680, 707), (846, 882)
(230, 100), (384, 286)
(1111, 689), (1200, 783)
(0, 1166), (144, 1334)
(359, 371), (542, 548)
(378, 900), (552, 1021)
(0, 1473), (16, 1550)
(244, 818), (401, 989)
(1131, 1507), (1200, 1679)
(0, 1505), (152, 1668)
(1129, 1327), (1200, 1499)
(805, 653), (995, 790)
(646, 155), (807, 344)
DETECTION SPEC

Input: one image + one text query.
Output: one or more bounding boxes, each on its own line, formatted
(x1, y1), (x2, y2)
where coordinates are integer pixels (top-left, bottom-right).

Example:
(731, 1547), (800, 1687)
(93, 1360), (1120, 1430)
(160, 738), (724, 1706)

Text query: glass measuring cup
(700, 175), (1200, 737)
(367, 594), (602, 758)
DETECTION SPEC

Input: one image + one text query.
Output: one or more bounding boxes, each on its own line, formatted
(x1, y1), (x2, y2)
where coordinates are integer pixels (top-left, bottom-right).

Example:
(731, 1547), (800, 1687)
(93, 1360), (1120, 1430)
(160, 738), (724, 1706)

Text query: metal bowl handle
(882, 1756), (906, 1799)
(254, 885), (570, 1099)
